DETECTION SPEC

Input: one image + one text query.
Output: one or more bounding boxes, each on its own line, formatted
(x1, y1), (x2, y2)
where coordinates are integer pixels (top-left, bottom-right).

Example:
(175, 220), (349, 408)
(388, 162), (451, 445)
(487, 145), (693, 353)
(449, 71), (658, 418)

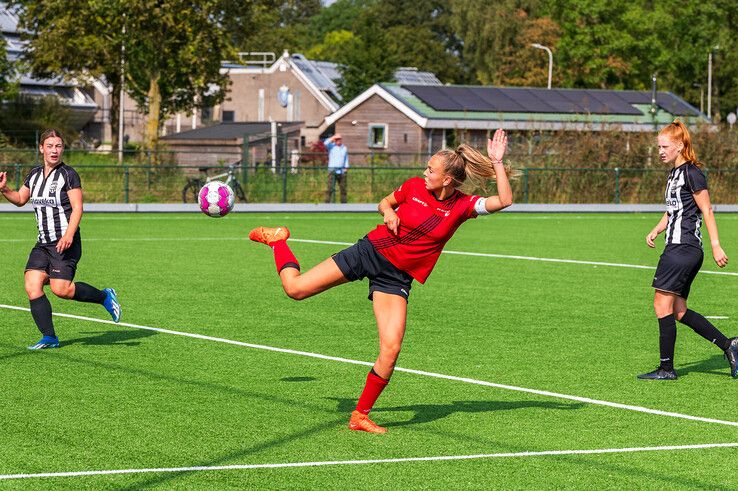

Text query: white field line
(290, 239), (738, 277)
(706, 316), (729, 320)
(2, 304), (738, 429)
(2, 442), (738, 480)
(1, 235), (736, 278)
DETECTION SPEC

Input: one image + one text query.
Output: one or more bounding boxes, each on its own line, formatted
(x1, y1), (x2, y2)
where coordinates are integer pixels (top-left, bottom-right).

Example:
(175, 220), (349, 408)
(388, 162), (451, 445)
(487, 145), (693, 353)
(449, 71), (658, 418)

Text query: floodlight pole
(531, 43), (553, 89)
(118, 16), (126, 164)
(707, 45), (719, 121)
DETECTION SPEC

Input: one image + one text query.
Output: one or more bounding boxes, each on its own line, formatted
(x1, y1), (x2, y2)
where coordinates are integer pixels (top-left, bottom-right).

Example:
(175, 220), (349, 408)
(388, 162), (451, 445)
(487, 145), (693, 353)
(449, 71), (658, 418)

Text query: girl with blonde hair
(249, 129), (513, 432)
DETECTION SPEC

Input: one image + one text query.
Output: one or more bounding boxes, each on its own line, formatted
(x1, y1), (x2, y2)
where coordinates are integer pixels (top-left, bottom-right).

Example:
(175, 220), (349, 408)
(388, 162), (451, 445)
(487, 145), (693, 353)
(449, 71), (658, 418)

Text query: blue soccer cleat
(103, 288), (121, 323)
(28, 335), (60, 350)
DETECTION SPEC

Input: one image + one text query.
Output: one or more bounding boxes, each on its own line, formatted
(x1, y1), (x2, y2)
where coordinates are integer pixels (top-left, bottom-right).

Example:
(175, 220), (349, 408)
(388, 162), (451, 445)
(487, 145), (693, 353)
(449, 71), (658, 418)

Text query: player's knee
(379, 341), (402, 362)
(674, 309), (687, 321)
(50, 283), (73, 299)
(24, 279), (43, 298)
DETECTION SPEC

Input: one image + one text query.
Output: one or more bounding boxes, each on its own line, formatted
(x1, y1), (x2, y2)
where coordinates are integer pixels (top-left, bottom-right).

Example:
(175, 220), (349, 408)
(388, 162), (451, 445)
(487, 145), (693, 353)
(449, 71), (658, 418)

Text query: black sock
(679, 309), (730, 351)
(30, 295), (56, 338)
(72, 282), (106, 304)
(658, 314), (676, 371)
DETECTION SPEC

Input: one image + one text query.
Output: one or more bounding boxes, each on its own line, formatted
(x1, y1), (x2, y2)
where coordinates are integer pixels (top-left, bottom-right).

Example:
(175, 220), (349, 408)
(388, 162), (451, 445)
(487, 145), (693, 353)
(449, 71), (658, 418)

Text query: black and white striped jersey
(23, 163), (82, 244)
(663, 162), (707, 248)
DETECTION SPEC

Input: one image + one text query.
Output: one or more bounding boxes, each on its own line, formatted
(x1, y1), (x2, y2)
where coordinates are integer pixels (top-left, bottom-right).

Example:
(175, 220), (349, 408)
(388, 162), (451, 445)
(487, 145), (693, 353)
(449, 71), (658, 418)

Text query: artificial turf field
(1, 211), (738, 489)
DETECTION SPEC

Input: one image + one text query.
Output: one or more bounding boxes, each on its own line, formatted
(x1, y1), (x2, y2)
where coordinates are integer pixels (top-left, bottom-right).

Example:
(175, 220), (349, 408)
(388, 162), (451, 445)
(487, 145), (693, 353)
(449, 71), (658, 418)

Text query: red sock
(271, 240), (300, 273)
(355, 370), (389, 415)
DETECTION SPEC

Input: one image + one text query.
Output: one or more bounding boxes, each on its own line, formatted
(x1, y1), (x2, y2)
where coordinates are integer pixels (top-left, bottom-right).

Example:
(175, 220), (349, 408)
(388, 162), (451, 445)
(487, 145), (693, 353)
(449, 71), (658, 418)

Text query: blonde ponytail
(436, 144), (516, 193)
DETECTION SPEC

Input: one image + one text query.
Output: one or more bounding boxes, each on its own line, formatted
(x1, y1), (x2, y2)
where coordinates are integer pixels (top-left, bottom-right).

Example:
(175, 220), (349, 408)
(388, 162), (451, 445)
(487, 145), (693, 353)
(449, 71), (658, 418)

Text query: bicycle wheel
(182, 179), (203, 203)
(233, 182), (247, 203)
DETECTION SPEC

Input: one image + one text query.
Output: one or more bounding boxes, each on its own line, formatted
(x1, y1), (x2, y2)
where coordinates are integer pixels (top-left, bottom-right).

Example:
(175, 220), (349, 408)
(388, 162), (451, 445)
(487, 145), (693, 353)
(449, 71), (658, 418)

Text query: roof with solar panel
(325, 83), (709, 132)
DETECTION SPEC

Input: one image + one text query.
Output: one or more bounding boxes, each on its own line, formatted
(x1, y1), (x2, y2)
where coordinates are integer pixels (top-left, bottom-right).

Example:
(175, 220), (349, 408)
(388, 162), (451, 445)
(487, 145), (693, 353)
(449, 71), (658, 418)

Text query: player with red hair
(639, 120), (738, 380)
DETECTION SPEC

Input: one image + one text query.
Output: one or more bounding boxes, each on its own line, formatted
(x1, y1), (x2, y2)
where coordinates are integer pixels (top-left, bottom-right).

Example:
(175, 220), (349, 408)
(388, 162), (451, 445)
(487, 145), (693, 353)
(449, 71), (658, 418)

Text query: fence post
(34, 131), (39, 164)
(241, 133), (249, 186)
(614, 167), (621, 204)
(15, 163), (21, 189)
(281, 164), (288, 203)
(124, 166), (130, 203)
(523, 168), (529, 204)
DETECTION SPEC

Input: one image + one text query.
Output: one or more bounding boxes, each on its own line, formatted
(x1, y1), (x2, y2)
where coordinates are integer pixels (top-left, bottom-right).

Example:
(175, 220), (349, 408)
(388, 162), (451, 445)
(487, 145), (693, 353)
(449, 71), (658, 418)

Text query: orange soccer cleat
(348, 410), (387, 434)
(248, 226), (290, 245)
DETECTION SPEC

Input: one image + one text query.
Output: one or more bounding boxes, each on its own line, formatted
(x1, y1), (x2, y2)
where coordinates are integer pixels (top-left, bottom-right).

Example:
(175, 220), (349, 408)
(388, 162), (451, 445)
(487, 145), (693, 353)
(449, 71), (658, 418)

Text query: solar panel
(656, 93), (700, 116)
(402, 85), (699, 117)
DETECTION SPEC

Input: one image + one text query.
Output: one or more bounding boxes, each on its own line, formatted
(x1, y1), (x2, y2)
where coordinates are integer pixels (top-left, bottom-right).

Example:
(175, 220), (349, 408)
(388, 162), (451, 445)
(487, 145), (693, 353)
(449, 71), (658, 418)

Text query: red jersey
(367, 177), (481, 283)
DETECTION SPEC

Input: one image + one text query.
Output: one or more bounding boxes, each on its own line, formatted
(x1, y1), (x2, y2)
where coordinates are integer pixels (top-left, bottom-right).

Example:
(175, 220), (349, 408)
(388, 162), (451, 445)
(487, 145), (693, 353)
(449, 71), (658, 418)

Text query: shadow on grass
(677, 354), (732, 378)
(62, 329), (157, 347)
(326, 397), (584, 427)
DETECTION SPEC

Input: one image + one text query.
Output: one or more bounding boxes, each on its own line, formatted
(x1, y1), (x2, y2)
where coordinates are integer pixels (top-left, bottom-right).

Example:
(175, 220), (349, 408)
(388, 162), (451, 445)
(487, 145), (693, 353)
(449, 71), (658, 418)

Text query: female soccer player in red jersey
(249, 129), (512, 433)
(638, 120), (738, 380)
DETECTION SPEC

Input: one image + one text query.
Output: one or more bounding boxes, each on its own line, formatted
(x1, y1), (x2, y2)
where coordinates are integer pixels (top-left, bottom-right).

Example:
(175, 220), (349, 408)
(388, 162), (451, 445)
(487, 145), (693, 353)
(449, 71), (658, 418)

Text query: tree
(11, 0), (128, 149)
(451, 0), (541, 85)
(122, 1), (237, 152)
(11, 0), (269, 154)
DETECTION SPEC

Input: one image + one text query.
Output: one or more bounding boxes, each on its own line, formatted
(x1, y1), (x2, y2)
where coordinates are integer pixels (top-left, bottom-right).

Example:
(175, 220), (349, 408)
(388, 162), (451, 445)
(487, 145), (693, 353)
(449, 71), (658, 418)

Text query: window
(201, 107), (213, 122)
(368, 124), (388, 148)
(222, 110), (235, 122)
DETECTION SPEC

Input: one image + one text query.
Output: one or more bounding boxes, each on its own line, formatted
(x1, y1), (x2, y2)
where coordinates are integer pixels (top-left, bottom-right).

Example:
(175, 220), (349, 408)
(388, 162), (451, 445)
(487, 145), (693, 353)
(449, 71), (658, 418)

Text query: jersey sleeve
(23, 169), (33, 188)
(685, 164), (707, 193)
(64, 167), (82, 190)
(393, 178), (414, 204)
(466, 195), (482, 219)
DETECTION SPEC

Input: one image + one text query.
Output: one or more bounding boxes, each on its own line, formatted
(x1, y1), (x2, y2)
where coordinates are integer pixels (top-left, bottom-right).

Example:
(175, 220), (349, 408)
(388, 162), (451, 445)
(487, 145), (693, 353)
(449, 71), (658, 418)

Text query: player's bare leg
(349, 292), (407, 434)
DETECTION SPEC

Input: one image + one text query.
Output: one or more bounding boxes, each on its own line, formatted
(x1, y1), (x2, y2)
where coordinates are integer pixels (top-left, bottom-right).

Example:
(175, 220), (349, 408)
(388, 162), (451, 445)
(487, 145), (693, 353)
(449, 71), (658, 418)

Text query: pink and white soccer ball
(198, 181), (235, 217)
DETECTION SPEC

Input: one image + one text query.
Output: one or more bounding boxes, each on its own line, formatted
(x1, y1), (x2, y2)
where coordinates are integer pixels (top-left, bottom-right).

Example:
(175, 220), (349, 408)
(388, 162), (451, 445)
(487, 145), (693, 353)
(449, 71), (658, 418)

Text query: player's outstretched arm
(483, 129), (513, 213)
(694, 189), (728, 268)
(646, 212), (669, 248)
(0, 172), (31, 207)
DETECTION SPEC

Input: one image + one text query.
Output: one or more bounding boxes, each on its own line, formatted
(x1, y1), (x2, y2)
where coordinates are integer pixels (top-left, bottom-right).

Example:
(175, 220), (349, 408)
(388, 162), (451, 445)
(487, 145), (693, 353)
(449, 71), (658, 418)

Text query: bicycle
(182, 162), (247, 203)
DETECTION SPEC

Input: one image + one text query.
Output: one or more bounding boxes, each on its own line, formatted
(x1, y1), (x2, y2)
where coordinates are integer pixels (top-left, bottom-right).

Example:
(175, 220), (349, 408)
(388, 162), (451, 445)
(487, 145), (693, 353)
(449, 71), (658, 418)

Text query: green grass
(1, 212), (738, 489)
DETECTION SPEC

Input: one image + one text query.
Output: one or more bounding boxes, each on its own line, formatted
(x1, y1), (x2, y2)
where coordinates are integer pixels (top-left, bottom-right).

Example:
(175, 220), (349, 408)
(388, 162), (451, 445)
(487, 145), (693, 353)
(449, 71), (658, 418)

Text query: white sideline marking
(290, 239), (738, 277)
(2, 442), (738, 480)
(1, 236), (736, 277)
(706, 316), (729, 320)
(2, 304), (738, 428)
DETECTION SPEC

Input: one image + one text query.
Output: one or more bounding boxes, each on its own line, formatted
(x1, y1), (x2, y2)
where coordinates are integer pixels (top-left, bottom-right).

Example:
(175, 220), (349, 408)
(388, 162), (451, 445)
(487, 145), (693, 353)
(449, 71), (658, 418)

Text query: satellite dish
(727, 112), (737, 127)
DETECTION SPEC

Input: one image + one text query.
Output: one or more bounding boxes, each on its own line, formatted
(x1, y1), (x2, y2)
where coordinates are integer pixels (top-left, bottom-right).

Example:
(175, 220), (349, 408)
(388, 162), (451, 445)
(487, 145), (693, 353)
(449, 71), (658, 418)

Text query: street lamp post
(693, 83), (704, 114)
(707, 45), (719, 121)
(531, 43), (553, 89)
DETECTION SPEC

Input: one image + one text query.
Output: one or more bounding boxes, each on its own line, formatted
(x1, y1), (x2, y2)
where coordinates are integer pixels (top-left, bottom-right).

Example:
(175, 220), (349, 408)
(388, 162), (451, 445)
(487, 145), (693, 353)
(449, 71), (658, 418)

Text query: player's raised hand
(0, 172), (7, 191)
(487, 129), (507, 163)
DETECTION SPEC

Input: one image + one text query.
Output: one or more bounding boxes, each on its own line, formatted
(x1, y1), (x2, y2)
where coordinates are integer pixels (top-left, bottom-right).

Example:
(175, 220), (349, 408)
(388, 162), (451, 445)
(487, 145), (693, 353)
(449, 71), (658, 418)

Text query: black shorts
(652, 244), (703, 299)
(332, 236), (414, 302)
(25, 236), (82, 281)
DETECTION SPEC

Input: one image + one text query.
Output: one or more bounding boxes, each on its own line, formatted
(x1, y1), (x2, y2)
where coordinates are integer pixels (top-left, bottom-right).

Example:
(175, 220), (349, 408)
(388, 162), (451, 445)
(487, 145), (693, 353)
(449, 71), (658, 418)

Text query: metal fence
(4, 162), (738, 204)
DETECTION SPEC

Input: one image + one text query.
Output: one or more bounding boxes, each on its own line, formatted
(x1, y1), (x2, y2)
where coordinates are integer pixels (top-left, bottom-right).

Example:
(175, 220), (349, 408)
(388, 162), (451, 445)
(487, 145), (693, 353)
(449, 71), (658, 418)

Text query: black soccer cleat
(637, 367), (678, 380)
(724, 337), (738, 378)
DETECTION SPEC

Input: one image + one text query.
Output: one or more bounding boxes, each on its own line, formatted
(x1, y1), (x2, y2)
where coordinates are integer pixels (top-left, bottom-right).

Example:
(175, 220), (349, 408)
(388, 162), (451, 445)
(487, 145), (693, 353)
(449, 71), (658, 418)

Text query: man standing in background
(324, 134), (349, 203)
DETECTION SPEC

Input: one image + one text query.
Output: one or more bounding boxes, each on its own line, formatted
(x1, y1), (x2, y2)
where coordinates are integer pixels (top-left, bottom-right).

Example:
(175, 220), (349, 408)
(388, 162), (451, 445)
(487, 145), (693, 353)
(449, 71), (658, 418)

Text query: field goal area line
(2, 304), (737, 430)
(2, 442), (738, 481)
